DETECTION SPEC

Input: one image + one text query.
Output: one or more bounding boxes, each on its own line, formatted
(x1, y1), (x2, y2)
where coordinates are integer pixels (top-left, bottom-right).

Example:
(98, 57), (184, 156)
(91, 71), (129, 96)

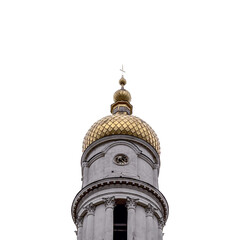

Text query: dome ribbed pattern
(82, 113), (160, 154)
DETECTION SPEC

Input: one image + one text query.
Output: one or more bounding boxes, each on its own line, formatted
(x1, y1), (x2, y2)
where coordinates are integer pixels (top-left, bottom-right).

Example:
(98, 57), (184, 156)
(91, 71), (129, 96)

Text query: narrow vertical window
(113, 204), (127, 240)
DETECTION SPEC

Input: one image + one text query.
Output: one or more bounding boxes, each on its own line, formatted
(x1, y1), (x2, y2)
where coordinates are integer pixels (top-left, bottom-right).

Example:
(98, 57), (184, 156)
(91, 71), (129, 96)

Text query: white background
(0, 1), (240, 240)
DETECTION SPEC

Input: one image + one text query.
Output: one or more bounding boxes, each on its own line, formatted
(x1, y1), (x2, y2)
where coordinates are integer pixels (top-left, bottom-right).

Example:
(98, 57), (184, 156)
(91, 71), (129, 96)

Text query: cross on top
(120, 65), (125, 75)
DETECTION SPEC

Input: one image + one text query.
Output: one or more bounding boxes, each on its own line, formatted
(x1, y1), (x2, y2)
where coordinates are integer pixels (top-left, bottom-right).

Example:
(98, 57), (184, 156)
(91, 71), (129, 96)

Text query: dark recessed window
(113, 204), (127, 240)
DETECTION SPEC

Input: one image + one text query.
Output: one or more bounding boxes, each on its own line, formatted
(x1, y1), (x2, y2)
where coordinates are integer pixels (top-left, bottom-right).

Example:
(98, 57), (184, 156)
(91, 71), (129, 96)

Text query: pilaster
(158, 217), (165, 240)
(153, 164), (159, 188)
(103, 197), (115, 240)
(85, 203), (95, 240)
(76, 217), (83, 240)
(145, 204), (155, 240)
(82, 162), (88, 186)
(126, 197), (138, 240)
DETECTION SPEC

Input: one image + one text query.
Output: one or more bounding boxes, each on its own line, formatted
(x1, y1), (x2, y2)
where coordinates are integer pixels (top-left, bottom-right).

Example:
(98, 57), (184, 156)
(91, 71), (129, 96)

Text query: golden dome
(82, 113), (160, 154)
(114, 89), (131, 102)
(82, 73), (160, 154)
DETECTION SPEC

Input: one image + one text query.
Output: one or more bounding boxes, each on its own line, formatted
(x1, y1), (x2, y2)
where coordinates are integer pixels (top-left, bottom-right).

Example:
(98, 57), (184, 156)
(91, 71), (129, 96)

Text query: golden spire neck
(110, 75), (132, 115)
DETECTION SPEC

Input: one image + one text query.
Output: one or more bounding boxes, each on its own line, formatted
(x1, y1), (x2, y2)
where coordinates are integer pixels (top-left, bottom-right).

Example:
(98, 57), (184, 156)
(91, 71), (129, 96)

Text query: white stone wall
(82, 139), (159, 188)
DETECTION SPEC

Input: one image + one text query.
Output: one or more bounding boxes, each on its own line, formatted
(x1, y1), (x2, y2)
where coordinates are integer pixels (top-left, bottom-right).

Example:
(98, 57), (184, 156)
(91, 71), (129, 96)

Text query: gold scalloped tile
(82, 114), (160, 154)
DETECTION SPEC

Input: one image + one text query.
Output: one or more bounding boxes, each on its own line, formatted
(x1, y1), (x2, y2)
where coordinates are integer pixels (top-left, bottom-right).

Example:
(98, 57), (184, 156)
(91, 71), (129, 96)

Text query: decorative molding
(81, 136), (160, 166)
(82, 139), (158, 170)
(145, 203), (155, 217)
(86, 152), (105, 167)
(85, 140), (141, 167)
(126, 197), (138, 210)
(103, 196), (116, 210)
(82, 161), (88, 168)
(137, 153), (155, 168)
(153, 163), (160, 169)
(158, 217), (165, 230)
(85, 202), (95, 216)
(76, 216), (83, 228)
(71, 177), (169, 225)
(103, 140), (142, 155)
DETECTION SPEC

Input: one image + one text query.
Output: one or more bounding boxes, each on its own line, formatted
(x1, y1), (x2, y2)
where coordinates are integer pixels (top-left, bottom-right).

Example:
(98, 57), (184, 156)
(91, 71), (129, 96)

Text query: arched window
(113, 204), (127, 240)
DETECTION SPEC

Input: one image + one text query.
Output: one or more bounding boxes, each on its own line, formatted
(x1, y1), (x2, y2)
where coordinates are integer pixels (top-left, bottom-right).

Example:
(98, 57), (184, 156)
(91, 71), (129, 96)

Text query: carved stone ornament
(76, 216), (83, 228)
(103, 196), (116, 209)
(85, 202), (96, 216)
(114, 154), (129, 165)
(158, 217), (165, 230)
(126, 197), (138, 210)
(145, 203), (155, 217)
(82, 161), (88, 168)
(153, 163), (160, 169)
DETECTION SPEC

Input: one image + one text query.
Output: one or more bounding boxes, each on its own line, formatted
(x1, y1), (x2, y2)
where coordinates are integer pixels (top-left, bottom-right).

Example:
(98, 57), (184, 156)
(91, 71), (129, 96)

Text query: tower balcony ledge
(71, 177), (169, 227)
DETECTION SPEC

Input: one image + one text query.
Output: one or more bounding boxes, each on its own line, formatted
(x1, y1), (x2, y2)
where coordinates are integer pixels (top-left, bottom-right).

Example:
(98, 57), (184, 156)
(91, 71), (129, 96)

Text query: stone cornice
(71, 177), (168, 225)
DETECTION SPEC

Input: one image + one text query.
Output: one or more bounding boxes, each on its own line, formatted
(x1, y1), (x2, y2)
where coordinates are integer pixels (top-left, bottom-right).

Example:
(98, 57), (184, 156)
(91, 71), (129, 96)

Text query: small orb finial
(119, 76), (127, 87)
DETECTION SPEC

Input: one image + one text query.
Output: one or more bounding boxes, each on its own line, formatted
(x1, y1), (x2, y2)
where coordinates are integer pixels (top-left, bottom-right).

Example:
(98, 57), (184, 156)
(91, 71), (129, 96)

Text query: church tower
(71, 74), (169, 240)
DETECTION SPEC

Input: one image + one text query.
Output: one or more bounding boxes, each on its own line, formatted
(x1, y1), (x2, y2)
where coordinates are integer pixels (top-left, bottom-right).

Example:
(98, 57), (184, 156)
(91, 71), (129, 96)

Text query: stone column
(85, 203), (95, 240)
(145, 204), (154, 240)
(126, 197), (138, 240)
(76, 217), (83, 240)
(82, 162), (88, 186)
(158, 217), (164, 240)
(103, 197), (115, 240)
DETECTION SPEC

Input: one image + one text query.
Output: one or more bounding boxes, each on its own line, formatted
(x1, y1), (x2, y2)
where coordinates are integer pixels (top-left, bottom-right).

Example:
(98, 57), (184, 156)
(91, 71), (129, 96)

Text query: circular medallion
(114, 154), (129, 166)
